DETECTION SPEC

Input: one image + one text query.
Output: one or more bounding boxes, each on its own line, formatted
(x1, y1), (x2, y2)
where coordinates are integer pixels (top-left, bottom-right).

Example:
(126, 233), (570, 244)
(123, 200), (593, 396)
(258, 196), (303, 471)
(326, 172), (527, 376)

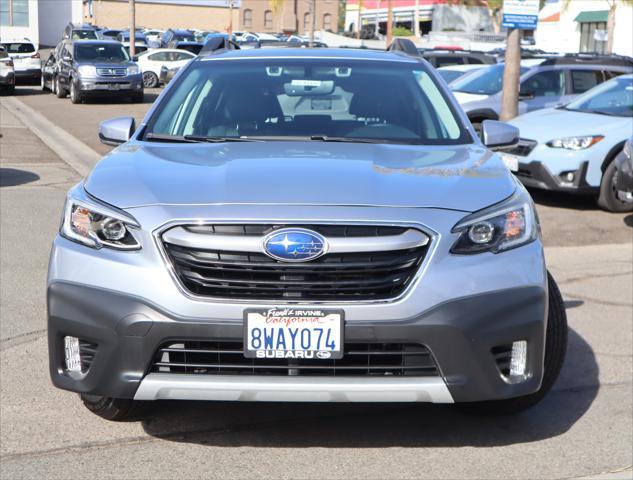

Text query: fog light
(509, 340), (527, 376)
(64, 336), (82, 372)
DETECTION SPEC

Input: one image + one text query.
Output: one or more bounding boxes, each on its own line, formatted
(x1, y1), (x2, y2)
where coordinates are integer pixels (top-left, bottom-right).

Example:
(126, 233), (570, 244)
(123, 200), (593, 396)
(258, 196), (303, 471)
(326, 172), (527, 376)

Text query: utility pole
(413, 0), (420, 38)
(129, 0), (136, 58)
(228, 0), (234, 36)
(386, 0), (393, 46)
(356, 0), (363, 40)
(500, 27), (520, 121)
(310, 0), (316, 47)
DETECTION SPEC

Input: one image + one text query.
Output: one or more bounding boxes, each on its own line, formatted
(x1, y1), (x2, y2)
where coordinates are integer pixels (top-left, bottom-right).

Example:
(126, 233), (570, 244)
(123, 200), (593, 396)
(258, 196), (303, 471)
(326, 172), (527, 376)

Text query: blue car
(506, 74), (633, 212)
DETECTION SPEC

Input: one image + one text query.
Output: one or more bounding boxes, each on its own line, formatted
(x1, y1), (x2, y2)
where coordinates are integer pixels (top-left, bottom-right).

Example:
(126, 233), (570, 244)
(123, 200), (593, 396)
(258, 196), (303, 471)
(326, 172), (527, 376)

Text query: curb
(1, 96), (101, 177)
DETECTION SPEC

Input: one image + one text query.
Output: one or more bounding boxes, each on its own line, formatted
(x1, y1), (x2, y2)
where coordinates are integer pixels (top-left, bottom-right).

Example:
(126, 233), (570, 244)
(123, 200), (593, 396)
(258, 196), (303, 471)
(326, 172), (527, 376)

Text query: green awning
(574, 10), (609, 23)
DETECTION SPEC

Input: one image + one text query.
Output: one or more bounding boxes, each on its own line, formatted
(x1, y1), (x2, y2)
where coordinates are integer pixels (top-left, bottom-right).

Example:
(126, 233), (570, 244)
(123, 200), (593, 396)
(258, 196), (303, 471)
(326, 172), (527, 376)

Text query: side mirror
(99, 116), (136, 146)
(519, 90), (535, 100)
(62, 54), (72, 62)
(481, 120), (519, 151)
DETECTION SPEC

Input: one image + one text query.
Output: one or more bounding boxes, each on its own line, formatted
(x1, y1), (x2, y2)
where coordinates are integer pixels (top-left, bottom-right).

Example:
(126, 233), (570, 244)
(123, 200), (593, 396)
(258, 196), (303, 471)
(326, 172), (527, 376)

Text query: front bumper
(77, 75), (143, 94)
(516, 160), (597, 194)
(48, 280), (546, 403)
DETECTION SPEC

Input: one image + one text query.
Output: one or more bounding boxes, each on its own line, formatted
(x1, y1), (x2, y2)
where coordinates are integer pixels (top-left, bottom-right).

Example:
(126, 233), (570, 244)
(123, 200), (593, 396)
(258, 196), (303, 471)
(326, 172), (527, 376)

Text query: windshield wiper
(309, 135), (382, 144)
(144, 133), (260, 143)
(183, 135), (261, 143)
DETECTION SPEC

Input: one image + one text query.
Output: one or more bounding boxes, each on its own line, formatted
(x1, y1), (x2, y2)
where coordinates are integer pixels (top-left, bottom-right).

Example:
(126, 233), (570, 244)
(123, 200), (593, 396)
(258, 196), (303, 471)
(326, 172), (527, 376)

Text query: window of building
(304, 12), (311, 32)
(264, 10), (273, 29)
(243, 8), (252, 28)
(0, 0), (29, 27)
(323, 13), (332, 31)
(579, 21), (607, 54)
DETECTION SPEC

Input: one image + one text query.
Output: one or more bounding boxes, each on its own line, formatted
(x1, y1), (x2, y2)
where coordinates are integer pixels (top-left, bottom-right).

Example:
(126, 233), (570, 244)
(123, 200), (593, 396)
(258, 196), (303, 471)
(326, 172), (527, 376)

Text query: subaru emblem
(263, 228), (327, 262)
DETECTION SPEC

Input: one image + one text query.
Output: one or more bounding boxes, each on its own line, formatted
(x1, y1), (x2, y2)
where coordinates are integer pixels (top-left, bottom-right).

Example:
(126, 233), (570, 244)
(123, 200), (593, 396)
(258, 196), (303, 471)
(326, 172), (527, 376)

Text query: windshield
(452, 64), (528, 95)
(75, 44), (130, 62)
(145, 59), (470, 145)
(564, 76), (633, 117)
(438, 69), (467, 84)
(72, 30), (98, 40)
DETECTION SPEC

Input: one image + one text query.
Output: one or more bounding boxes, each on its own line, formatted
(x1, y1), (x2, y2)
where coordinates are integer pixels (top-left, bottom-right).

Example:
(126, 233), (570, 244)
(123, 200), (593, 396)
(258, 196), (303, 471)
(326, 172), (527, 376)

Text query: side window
(467, 57), (484, 65)
(570, 70), (602, 94)
(174, 52), (193, 61)
(521, 70), (565, 97)
(149, 52), (167, 61)
(603, 70), (624, 81)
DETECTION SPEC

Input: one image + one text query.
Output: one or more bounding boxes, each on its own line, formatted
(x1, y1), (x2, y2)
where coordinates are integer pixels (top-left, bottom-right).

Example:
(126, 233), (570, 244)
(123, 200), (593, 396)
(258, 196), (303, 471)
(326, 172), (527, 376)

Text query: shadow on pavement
(528, 188), (598, 211)
(139, 328), (597, 448)
(624, 214), (633, 228)
(0, 168), (40, 187)
(13, 86), (161, 104)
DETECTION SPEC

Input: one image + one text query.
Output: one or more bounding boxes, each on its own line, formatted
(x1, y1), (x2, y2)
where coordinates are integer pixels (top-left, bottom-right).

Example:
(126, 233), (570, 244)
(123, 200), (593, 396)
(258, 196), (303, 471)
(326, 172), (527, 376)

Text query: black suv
(54, 40), (143, 104)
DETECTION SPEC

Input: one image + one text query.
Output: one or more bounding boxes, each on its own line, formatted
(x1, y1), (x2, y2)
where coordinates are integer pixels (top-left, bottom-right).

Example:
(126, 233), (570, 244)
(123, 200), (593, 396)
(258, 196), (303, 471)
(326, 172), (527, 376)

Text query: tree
(562, 0), (633, 54)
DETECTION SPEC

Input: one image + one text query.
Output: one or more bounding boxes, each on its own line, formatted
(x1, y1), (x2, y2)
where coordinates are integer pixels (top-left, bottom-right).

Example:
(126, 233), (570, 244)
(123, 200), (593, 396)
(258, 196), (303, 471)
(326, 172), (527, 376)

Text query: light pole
(310, 0), (316, 47)
(386, 0), (393, 46)
(500, 27), (520, 121)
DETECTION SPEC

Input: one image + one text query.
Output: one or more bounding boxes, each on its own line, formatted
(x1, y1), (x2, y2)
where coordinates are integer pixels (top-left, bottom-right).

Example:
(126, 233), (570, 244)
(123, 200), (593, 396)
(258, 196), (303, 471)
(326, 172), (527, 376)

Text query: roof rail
(539, 54), (633, 68)
(387, 38), (420, 57)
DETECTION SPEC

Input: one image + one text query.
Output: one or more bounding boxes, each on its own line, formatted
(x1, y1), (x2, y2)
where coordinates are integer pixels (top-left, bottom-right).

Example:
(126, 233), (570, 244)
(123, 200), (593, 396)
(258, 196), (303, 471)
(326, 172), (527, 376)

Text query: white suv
(1, 39), (41, 84)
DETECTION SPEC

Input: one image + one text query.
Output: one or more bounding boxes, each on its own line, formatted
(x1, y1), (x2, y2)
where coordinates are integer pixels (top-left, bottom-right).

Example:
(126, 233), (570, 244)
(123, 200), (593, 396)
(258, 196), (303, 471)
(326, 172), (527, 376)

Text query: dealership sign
(502, 0), (540, 29)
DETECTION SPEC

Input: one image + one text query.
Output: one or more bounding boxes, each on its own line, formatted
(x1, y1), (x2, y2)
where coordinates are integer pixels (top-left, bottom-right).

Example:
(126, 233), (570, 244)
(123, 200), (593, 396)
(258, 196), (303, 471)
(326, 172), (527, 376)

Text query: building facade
(83, 0), (240, 32)
(0, 0), (83, 47)
(239, 0), (339, 35)
(535, 0), (633, 57)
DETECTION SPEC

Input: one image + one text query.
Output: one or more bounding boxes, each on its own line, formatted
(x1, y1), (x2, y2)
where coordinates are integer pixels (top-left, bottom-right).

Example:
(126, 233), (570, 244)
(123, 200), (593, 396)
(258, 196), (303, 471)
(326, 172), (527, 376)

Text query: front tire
(598, 160), (633, 212)
(70, 80), (82, 104)
(55, 77), (67, 98)
(462, 271), (568, 415)
(80, 394), (141, 421)
(142, 71), (158, 88)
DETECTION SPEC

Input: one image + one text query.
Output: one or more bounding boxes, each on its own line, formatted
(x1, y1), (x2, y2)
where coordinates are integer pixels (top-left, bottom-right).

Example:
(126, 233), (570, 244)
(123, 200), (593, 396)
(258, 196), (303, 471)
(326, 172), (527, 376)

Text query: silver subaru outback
(48, 48), (567, 421)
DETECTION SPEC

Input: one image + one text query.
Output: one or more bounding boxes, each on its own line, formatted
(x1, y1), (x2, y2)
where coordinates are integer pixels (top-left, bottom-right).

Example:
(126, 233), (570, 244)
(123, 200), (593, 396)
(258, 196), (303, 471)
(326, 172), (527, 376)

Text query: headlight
(546, 135), (604, 150)
(623, 138), (632, 159)
(77, 65), (97, 76)
(451, 187), (538, 254)
(128, 64), (140, 75)
(61, 193), (140, 250)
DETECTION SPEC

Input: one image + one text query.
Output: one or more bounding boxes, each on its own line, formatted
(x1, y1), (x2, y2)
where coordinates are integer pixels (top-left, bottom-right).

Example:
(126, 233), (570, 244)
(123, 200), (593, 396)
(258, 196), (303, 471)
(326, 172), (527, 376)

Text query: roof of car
(66, 39), (122, 45)
(199, 47), (418, 63)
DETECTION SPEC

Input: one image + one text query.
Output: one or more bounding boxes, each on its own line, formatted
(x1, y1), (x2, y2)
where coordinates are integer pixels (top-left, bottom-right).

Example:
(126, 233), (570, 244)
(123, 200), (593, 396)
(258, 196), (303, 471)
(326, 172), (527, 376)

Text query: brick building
(82, 0), (339, 35)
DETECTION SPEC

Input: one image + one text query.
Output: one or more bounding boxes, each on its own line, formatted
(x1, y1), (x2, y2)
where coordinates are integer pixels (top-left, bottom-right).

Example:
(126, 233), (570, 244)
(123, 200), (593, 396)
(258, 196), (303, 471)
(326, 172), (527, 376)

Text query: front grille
(96, 67), (127, 77)
(507, 138), (537, 157)
(162, 224), (428, 301)
(151, 341), (439, 377)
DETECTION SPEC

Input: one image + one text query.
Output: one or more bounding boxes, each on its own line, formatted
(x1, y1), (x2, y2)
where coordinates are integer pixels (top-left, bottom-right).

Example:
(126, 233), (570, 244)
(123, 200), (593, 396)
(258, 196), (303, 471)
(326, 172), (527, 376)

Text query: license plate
(244, 308), (343, 359)
(108, 83), (120, 90)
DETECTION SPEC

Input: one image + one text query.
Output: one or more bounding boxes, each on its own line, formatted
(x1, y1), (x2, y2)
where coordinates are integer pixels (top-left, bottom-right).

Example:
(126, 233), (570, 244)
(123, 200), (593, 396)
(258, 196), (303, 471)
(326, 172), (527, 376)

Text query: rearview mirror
(99, 116), (136, 146)
(481, 120), (519, 152)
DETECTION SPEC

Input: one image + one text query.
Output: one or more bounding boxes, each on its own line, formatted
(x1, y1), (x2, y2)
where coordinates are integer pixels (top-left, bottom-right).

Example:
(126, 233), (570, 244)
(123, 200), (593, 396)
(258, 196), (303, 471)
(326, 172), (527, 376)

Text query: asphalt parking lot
(1, 86), (631, 479)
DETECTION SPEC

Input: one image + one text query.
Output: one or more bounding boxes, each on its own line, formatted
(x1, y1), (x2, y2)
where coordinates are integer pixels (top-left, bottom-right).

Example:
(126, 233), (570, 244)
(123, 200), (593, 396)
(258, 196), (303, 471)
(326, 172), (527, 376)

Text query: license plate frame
(108, 83), (120, 90)
(243, 308), (344, 360)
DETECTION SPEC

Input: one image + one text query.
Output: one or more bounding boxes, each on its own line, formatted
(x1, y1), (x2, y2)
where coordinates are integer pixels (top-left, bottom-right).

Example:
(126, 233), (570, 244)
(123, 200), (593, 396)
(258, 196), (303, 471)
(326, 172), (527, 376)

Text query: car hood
(508, 107), (628, 140)
(452, 91), (490, 105)
(84, 141), (516, 212)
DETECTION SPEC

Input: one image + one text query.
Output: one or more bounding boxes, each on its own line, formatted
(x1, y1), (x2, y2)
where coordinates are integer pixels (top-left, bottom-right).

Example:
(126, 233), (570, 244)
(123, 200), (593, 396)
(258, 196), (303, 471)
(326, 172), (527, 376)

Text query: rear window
(72, 30), (98, 40)
(175, 33), (195, 42)
(1, 43), (35, 54)
(434, 56), (465, 67)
